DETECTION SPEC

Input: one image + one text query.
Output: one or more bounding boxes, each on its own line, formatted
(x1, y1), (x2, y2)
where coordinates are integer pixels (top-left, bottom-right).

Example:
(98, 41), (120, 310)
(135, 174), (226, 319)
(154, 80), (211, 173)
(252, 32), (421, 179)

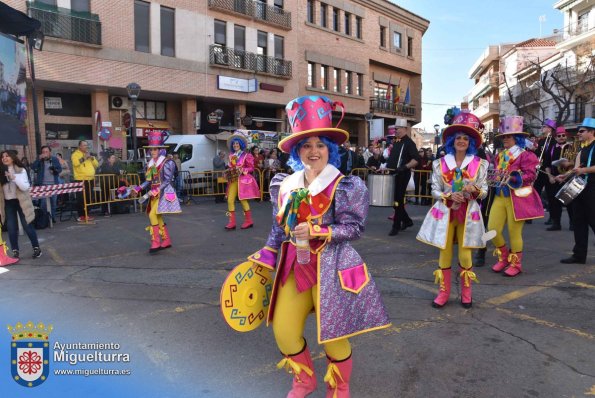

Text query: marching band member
(247, 96), (390, 398)
(132, 131), (181, 253)
(543, 126), (574, 231)
(417, 112), (488, 308)
(489, 116), (544, 277)
(559, 118), (595, 264)
(224, 133), (260, 230)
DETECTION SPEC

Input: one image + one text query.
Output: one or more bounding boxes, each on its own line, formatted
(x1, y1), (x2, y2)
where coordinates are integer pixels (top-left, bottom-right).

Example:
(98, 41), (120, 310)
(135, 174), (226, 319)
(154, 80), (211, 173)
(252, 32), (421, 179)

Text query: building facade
(7, 0), (428, 160)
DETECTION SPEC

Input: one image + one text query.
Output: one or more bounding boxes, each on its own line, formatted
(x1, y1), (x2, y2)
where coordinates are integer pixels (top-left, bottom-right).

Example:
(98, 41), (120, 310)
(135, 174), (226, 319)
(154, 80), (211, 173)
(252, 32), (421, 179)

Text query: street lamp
(126, 83), (141, 160)
(26, 29), (44, 156)
(433, 124), (441, 149)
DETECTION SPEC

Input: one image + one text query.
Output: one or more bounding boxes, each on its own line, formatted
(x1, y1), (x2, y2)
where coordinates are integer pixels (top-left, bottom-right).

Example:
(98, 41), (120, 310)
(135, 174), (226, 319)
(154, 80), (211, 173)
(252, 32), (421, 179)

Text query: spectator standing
(0, 150), (41, 260)
(56, 153), (71, 183)
(20, 156), (33, 183)
(71, 140), (98, 222)
(366, 147), (385, 171)
(31, 146), (62, 223)
(98, 154), (123, 217)
(213, 151), (227, 203)
(172, 153), (185, 203)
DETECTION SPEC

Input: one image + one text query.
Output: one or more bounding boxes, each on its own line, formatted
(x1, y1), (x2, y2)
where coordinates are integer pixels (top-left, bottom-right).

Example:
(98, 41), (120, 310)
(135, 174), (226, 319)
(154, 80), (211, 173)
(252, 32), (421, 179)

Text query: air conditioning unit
(110, 96), (130, 110)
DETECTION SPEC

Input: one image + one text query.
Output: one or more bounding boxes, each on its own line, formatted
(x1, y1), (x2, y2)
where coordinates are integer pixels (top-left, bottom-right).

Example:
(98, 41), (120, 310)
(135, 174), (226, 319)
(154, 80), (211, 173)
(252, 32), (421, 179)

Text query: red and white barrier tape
(30, 182), (84, 199)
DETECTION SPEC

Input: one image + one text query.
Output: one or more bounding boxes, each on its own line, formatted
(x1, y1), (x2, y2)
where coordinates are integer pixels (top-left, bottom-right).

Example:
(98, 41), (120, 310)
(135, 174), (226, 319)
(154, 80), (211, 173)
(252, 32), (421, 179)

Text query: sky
(390, 0), (564, 132)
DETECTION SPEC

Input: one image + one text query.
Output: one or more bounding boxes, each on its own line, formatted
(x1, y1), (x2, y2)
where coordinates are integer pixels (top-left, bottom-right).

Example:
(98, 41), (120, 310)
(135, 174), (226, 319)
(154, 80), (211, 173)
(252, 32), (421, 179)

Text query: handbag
(406, 174), (415, 192)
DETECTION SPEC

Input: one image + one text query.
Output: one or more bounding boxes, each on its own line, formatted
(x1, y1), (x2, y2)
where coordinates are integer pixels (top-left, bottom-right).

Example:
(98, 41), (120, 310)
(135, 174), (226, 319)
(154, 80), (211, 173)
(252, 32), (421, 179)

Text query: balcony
(468, 74), (499, 102)
(208, 0), (292, 30)
(209, 45), (292, 78)
(27, 2), (101, 45)
(514, 87), (541, 108)
(370, 97), (416, 118)
(472, 101), (499, 119)
(557, 21), (595, 51)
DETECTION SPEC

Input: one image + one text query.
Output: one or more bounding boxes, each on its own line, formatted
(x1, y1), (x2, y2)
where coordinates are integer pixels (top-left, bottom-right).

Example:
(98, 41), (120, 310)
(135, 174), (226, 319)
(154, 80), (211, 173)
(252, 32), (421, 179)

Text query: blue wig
(229, 137), (246, 152)
(287, 136), (341, 171)
(514, 134), (527, 149)
(443, 132), (477, 156)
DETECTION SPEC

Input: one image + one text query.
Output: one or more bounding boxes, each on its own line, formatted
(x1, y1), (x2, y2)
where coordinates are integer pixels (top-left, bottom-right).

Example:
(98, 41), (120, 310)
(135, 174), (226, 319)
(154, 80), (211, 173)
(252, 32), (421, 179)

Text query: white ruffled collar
(147, 155), (166, 168)
(444, 154), (475, 170)
(280, 164), (341, 197)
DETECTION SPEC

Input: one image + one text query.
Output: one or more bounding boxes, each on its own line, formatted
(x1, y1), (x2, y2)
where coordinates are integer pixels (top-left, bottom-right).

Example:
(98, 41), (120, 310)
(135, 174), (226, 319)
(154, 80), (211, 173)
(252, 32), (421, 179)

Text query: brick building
(6, 0), (428, 160)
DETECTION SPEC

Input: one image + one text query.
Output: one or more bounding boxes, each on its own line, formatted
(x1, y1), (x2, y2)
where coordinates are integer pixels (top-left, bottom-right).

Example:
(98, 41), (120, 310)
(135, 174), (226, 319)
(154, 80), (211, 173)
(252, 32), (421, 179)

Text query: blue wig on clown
(514, 135), (527, 149)
(229, 137), (246, 152)
(287, 136), (341, 171)
(443, 132), (478, 156)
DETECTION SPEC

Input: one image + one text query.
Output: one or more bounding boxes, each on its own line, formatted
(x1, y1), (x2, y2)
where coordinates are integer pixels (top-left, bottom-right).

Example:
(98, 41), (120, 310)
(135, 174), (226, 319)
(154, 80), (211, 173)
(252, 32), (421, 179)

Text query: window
(134, 0), (150, 53)
(274, 35), (284, 59)
(344, 71), (352, 94)
(320, 65), (328, 90)
(177, 144), (193, 162)
(407, 37), (413, 57)
(332, 8), (339, 31)
(575, 96), (586, 122)
(333, 69), (341, 92)
(214, 20), (226, 46)
(393, 32), (402, 49)
(320, 3), (327, 28)
(71, 0), (90, 12)
(37, 0), (56, 5)
(234, 25), (246, 52)
(355, 17), (362, 39)
(307, 0), (314, 23)
(308, 62), (315, 87)
(356, 74), (363, 96)
(274, 0), (283, 9)
(160, 6), (175, 57)
(380, 26), (386, 47)
(344, 12), (351, 35)
(577, 11), (589, 33)
(257, 30), (268, 55)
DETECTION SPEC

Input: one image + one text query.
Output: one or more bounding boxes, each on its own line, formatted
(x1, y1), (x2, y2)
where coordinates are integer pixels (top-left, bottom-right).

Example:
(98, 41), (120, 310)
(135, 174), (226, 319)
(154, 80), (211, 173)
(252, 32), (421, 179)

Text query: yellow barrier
(81, 173), (142, 219)
(260, 168), (286, 200)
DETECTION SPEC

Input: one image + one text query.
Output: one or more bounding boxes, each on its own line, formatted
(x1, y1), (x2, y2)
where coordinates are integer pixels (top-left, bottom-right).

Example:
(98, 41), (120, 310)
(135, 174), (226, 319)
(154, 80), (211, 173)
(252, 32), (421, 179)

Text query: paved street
(1, 198), (594, 398)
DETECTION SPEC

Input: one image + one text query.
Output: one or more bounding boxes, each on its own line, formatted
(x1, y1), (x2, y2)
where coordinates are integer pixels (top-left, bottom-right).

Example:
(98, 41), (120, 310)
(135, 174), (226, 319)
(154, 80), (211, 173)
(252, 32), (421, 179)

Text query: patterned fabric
(263, 173), (390, 343)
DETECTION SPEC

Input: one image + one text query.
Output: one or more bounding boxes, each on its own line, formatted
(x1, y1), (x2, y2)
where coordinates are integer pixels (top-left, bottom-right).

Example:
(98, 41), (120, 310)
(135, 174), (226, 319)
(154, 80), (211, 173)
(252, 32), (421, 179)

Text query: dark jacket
(32, 156), (62, 185)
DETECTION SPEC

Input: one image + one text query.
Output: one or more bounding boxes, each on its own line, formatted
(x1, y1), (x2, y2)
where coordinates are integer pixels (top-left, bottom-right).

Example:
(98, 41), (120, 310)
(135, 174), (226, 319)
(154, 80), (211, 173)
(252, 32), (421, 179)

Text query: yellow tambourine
(220, 261), (273, 332)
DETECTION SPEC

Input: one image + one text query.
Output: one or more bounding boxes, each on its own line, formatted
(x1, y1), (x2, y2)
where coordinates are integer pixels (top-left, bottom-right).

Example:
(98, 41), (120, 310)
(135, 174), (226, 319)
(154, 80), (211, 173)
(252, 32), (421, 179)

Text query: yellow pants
(227, 180), (250, 213)
(272, 272), (351, 361)
(439, 219), (472, 270)
(487, 195), (525, 252)
(148, 196), (164, 227)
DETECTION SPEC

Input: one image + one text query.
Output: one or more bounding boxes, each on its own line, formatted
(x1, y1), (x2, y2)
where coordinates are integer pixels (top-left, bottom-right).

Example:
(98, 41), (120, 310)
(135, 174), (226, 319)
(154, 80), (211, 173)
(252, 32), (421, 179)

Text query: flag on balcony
(394, 84), (401, 104)
(386, 75), (392, 100)
(404, 84), (411, 104)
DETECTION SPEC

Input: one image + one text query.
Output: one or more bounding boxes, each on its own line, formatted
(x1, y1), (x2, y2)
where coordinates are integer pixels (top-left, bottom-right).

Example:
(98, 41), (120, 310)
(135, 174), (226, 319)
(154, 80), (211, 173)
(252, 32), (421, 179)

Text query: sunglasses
(556, 134), (566, 138)
(578, 129), (588, 133)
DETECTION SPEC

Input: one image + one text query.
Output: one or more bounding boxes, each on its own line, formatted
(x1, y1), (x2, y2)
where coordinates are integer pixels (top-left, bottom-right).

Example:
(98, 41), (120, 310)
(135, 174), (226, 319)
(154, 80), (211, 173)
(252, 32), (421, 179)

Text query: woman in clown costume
(488, 116), (544, 277)
(224, 133), (260, 230)
(132, 131), (181, 253)
(247, 95), (390, 398)
(417, 111), (489, 308)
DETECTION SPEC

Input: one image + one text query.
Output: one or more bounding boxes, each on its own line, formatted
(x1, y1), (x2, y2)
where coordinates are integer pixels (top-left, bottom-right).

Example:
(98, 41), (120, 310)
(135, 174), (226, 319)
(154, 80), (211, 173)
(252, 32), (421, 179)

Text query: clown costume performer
(488, 116), (544, 277)
(247, 95), (390, 398)
(417, 112), (488, 308)
(133, 131), (181, 253)
(224, 133), (261, 230)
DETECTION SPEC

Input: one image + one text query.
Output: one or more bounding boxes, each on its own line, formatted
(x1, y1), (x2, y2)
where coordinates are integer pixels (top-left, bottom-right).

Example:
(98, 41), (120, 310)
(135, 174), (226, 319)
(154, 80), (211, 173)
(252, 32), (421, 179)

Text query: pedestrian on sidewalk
(0, 150), (41, 261)
(417, 111), (488, 308)
(31, 145), (62, 223)
(71, 140), (98, 222)
(246, 95), (390, 397)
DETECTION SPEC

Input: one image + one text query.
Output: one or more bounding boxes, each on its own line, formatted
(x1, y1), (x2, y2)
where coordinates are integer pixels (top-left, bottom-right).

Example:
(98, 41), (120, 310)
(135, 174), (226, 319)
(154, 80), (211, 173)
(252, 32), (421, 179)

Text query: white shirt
(3, 166), (31, 200)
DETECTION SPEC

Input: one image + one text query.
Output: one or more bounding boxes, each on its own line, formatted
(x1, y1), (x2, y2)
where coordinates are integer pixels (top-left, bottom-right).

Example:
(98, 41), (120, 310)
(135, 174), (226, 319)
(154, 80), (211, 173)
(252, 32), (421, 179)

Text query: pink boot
(148, 225), (161, 253)
(0, 242), (18, 266)
(432, 268), (451, 308)
(324, 354), (352, 398)
(277, 344), (317, 398)
(460, 267), (478, 308)
(504, 252), (523, 277)
(491, 246), (510, 273)
(160, 225), (172, 249)
(225, 211), (236, 230)
(241, 210), (254, 229)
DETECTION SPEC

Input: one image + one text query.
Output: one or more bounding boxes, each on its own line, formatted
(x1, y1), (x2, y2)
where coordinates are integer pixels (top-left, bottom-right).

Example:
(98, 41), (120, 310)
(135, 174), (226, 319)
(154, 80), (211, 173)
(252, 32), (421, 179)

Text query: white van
(163, 134), (219, 173)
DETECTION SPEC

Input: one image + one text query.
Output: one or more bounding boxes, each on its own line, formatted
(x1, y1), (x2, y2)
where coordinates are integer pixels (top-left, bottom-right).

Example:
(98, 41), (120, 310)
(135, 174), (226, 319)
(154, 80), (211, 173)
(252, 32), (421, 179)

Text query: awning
(251, 117), (284, 123)
(0, 2), (41, 36)
(135, 120), (172, 137)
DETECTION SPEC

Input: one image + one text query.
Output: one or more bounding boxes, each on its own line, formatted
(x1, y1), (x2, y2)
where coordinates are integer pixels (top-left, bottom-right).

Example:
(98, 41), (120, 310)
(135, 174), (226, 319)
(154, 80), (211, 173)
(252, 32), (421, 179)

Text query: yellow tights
(439, 219), (472, 270)
(227, 180), (250, 213)
(272, 272), (351, 361)
(487, 195), (525, 252)
(148, 196), (164, 227)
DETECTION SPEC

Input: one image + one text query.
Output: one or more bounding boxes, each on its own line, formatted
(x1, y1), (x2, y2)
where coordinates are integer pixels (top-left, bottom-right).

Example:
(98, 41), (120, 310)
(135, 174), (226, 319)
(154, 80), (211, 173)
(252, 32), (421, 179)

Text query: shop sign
(207, 113), (219, 124)
(217, 75), (257, 93)
(44, 97), (62, 109)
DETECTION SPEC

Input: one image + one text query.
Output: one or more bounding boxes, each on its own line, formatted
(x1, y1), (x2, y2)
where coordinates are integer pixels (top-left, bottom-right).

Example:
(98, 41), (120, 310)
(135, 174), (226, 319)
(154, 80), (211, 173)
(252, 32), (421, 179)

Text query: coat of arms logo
(7, 321), (53, 387)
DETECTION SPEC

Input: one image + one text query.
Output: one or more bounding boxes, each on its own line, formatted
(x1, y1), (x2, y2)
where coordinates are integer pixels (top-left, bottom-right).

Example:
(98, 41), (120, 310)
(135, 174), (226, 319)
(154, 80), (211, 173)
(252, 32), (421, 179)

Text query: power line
(422, 102), (458, 106)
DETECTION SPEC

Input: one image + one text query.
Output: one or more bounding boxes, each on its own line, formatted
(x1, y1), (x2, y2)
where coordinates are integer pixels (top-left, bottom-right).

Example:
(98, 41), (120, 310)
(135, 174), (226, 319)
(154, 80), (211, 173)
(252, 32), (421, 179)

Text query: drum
(367, 173), (394, 207)
(555, 176), (586, 205)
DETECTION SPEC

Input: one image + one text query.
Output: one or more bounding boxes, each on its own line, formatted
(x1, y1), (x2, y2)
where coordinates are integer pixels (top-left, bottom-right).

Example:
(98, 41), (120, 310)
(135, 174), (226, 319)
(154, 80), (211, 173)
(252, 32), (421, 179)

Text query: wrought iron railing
(208, 0), (291, 30)
(370, 97), (416, 117)
(209, 45), (292, 78)
(514, 87), (541, 108)
(27, 4), (101, 45)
